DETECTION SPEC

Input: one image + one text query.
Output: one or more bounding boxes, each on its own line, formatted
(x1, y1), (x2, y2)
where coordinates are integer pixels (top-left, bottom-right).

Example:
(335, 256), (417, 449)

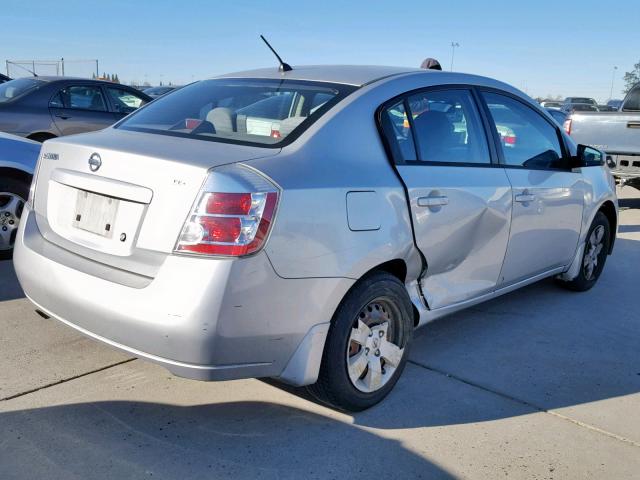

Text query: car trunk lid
(33, 128), (279, 278)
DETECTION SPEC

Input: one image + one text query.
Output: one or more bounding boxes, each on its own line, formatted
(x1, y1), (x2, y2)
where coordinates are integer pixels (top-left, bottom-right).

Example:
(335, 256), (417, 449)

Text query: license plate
(72, 190), (119, 238)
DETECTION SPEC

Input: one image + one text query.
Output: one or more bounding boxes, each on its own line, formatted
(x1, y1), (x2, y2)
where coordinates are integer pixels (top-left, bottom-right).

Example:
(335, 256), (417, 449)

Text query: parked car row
(539, 97), (624, 114)
(8, 64), (618, 411)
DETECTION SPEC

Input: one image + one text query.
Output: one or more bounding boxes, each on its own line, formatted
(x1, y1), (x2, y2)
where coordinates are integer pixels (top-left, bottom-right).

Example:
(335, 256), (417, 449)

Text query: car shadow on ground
(618, 195), (640, 210)
(0, 400), (456, 479)
(0, 259), (24, 302)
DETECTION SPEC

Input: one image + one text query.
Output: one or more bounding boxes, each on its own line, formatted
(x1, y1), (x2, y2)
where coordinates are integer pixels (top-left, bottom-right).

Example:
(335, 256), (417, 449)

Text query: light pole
(609, 66), (618, 100)
(450, 42), (460, 71)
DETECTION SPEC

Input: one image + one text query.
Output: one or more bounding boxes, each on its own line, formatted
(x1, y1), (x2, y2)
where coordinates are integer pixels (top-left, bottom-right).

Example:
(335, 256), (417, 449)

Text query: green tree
(623, 61), (640, 94)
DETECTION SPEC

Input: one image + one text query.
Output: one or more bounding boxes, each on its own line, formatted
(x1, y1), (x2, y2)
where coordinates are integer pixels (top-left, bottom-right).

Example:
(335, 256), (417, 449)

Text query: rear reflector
(175, 165), (279, 257)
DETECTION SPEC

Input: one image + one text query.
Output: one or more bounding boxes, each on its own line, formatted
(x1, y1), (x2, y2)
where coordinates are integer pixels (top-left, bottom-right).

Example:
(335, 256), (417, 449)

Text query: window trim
(475, 86), (574, 172)
(375, 84), (499, 168)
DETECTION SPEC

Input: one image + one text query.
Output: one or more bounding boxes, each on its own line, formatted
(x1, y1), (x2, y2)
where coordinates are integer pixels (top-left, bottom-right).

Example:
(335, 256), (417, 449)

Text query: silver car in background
(14, 65), (617, 411)
(0, 132), (40, 258)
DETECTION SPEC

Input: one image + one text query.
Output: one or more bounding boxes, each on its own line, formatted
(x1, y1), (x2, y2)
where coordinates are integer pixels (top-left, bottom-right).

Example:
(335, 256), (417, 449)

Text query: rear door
(49, 84), (116, 135)
(379, 87), (513, 309)
(479, 90), (584, 285)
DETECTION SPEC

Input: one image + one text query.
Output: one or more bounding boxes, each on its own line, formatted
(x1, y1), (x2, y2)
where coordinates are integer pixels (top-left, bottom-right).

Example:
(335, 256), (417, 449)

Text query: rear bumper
(14, 206), (353, 384)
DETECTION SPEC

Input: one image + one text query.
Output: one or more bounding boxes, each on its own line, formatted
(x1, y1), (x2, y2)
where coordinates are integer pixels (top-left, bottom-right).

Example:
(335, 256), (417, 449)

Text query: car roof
(216, 65), (424, 86)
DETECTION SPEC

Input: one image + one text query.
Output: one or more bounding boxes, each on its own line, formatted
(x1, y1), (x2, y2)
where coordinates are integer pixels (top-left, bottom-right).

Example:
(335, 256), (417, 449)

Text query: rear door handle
(55, 113), (71, 120)
(627, 121), (640, 129)
(417, 195), (449, 207)
(515, 193), (536, 203)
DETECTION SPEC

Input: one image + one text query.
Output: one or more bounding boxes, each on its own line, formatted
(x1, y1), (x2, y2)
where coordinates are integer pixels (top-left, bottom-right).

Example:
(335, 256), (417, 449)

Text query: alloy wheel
(583, 224), (605, 281)
(0, 192), (25, 251)
(346, 298), (405, 393)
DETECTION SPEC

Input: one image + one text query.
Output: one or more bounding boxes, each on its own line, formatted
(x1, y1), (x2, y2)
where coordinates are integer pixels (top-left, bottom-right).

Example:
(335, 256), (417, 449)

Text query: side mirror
(573, 144), (604, 168)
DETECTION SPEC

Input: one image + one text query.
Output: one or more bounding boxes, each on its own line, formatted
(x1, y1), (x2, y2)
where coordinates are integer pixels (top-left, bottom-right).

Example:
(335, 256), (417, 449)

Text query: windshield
(118, 78), (356, 147)
(0, 78), (45, 103)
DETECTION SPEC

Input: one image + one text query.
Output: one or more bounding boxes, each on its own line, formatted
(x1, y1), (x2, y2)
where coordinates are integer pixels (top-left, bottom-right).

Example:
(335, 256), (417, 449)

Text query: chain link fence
(6, 59), (99, 79)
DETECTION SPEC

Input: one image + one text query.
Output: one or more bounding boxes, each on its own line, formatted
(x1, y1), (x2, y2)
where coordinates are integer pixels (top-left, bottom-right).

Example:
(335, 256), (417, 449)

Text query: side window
(406, 89), (490, 164)
(66, 86), (107, 112)
(380, 100), (416, 164)
(106, 87), (147, 114)
(482, 92), (566, 169)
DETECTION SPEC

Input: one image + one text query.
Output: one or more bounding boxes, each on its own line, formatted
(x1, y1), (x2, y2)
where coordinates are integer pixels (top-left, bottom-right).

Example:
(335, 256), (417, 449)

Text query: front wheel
(557, 211), (610, 292)
(308, 272), (413, 411)
(0, 178), (29, 260)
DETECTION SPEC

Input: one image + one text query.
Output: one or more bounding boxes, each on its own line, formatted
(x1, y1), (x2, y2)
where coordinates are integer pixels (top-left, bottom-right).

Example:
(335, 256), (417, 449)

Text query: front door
(380, 88), (512, 309)
(479, 91), (584, 285)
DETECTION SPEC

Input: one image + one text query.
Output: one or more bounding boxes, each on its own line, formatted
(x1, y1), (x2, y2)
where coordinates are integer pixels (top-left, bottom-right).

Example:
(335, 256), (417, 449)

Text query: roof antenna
(260, 35), (292, 72)
(11, 63), (38, 77)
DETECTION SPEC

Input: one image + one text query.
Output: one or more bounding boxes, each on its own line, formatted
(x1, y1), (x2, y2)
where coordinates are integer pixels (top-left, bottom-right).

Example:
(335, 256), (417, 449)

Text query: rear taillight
(563, 118), (572, 135)
(175, 165), (279, 257)
(503, 134), (517, 146)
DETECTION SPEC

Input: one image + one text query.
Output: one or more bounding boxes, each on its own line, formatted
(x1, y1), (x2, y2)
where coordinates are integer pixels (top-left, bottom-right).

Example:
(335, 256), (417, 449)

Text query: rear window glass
(0, 78), (45, 103)
(117, 79), (356, 147)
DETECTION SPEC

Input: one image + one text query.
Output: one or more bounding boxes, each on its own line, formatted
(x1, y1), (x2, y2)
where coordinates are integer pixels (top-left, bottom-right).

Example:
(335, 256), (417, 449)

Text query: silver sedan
(0, 132), (39, 258)
(14, 65), (617, 411)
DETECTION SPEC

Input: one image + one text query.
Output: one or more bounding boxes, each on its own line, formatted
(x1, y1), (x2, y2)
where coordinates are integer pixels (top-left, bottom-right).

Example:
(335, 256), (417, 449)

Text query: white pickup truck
(566, 83), (640, 190)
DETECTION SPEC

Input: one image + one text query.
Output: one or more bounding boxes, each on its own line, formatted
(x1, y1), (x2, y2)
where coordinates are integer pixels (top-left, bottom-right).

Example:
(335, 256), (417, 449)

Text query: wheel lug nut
(379, 331), (384, 337)
(8, 220), (14, 225)
(1, 226), (6, 231)
(4, 212), (10, 217)
(365, 348), (370, 355)
(375, 349), (380, 357)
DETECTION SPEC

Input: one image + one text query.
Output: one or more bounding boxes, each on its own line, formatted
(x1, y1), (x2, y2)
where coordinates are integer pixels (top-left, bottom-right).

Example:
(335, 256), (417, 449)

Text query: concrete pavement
(1, 187), (639, 479)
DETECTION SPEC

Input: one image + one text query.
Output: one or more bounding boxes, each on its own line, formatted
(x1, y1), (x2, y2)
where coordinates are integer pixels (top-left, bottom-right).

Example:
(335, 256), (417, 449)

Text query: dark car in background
(563, 97), (598, 107)
(143, 86), (178, 99)
(607, 99), (623, 110)
(545, 107), (568, 126)
(561, 103), (599, 114)
(0, 77), (151, 141)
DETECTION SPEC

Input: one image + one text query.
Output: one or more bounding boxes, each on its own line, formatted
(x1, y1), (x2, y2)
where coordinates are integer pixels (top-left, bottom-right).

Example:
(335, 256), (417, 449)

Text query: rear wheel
(557, 211), (610, 292)
(0, 177), (29, 260)
(308, 272), (413, 411)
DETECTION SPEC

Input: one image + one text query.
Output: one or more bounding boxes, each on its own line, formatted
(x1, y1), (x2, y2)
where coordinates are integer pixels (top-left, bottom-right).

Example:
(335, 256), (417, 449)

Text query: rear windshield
(118, 78), (356, 147)
(0, 78), (45, 103)
(566, 97), (596, 105)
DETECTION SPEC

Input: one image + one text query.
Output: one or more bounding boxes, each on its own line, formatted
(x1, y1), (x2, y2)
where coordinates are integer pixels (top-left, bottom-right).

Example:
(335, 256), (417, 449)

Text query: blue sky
(2, 0), (637, 100)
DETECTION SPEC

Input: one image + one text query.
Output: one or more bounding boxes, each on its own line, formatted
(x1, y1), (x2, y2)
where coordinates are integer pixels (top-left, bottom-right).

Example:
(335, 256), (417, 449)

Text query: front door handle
(515, 193), (536, 203)
(627, 121), (640, 129)
(55, 113), (72, 120)
(417, 195), (449, 207)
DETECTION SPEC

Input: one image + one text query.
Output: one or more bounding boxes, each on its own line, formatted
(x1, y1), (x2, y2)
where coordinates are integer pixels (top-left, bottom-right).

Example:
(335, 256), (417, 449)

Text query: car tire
(307, 271), (413, 412)
(557, 211), (610, 292)
(0, 177), (29, 260)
